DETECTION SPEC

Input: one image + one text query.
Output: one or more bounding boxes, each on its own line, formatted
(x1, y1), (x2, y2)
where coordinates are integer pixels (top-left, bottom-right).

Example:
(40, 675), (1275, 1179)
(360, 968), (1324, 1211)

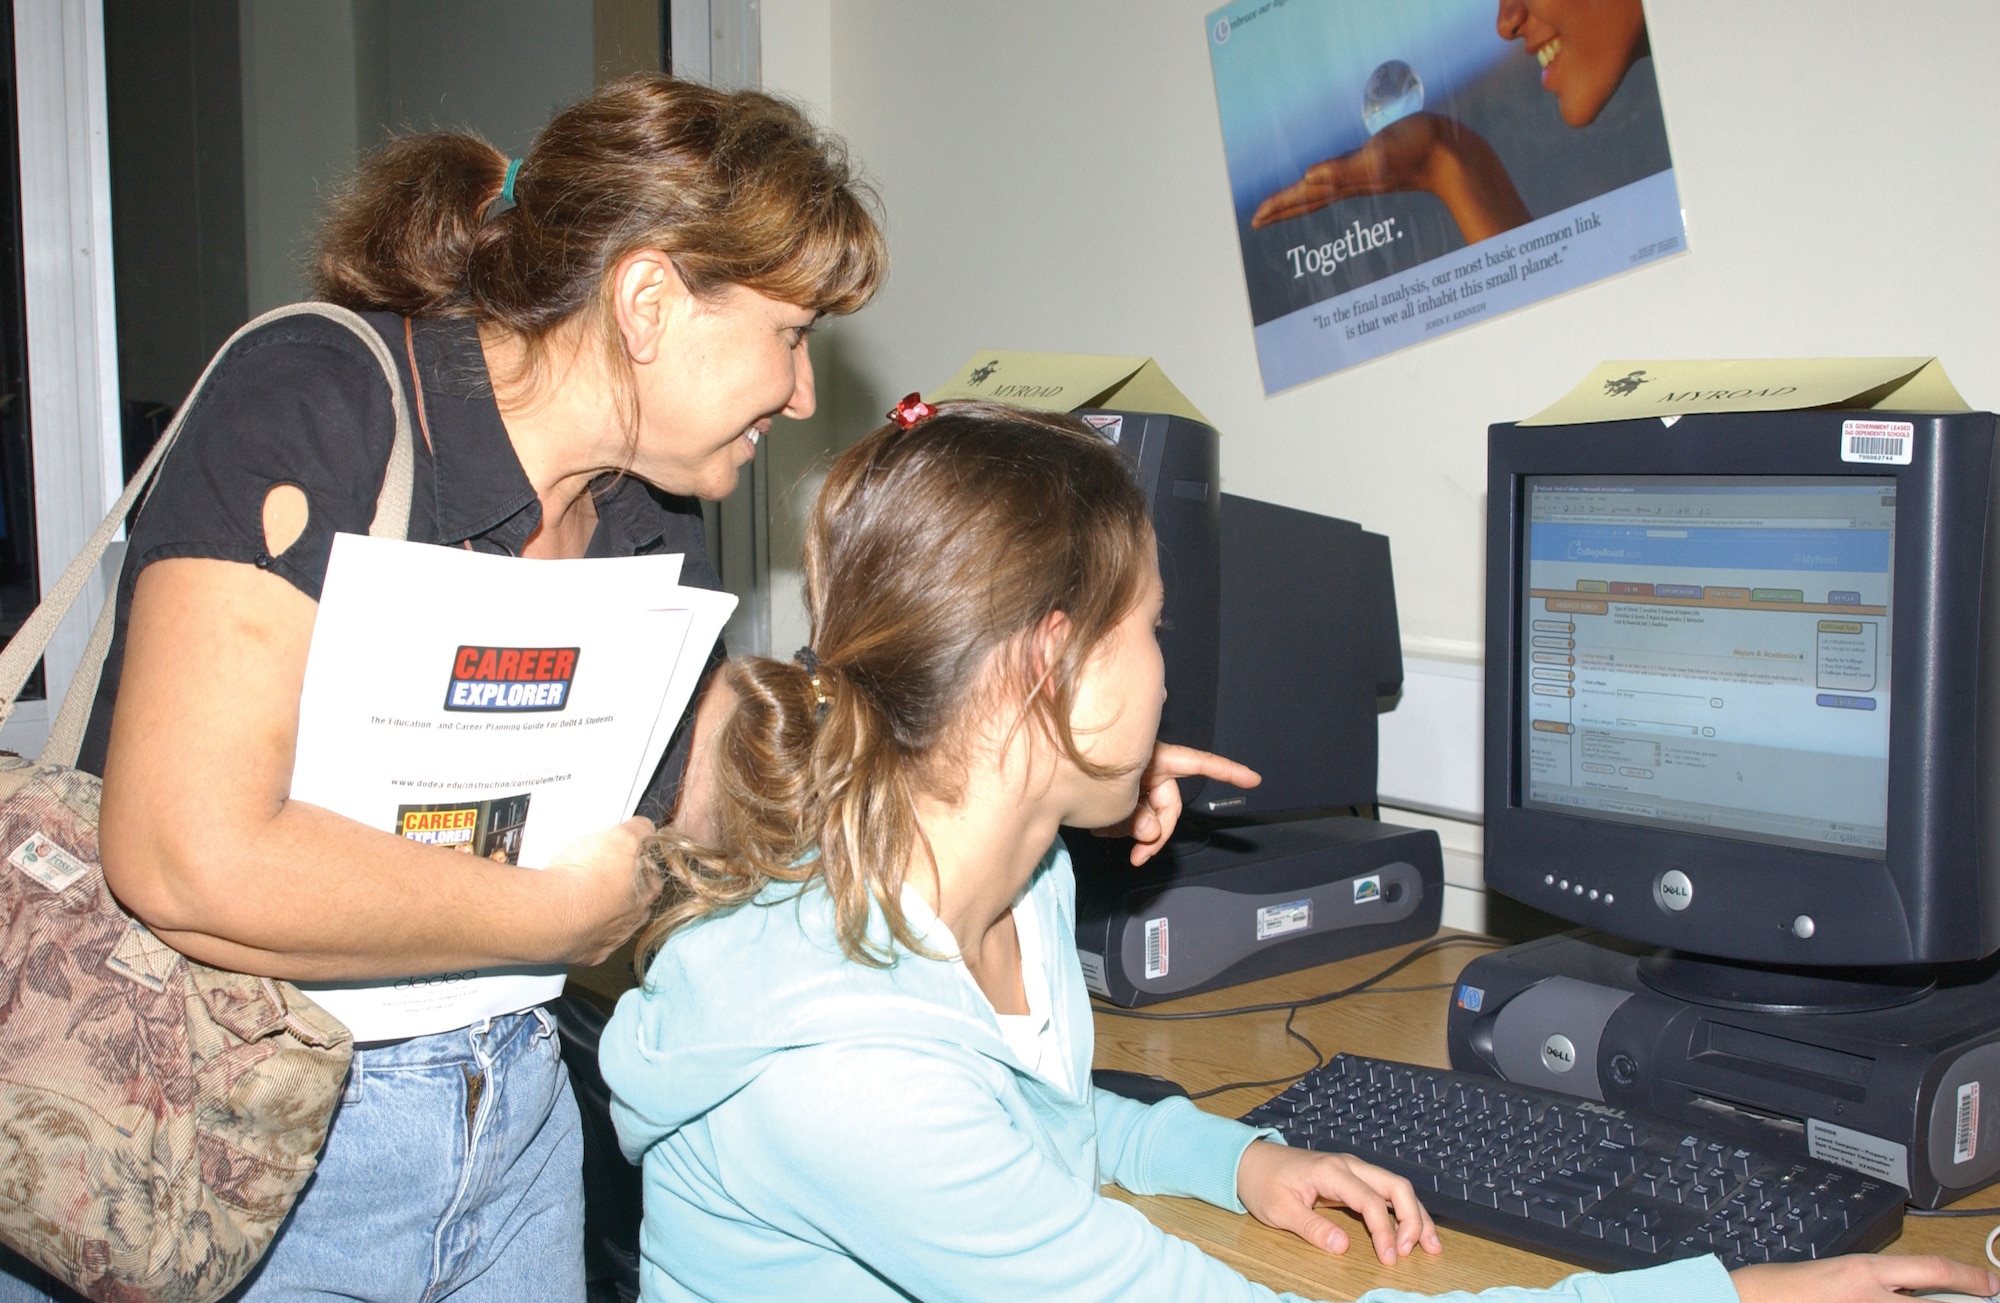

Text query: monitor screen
(1519, 476), (1895, 859)
(1487, 412), (2000, 971)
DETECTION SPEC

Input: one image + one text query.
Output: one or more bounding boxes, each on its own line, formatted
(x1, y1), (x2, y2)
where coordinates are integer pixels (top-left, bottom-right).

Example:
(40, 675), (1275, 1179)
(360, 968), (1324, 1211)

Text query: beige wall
(753, 1), (2000, 926)
(761, 0), (2000, 663)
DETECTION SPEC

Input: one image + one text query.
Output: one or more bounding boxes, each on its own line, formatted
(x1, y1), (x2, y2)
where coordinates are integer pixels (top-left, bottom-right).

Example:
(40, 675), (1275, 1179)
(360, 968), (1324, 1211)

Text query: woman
(602, 401), (1995, 1303)
(0, 75), (884, 1303)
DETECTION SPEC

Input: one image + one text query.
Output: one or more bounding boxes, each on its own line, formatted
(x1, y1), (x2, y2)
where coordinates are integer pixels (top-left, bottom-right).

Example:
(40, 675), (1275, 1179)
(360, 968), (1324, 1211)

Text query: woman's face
(1496, 0), (1649, 128)
(1059, 553), (1167, 829)
(630, 282), (819, 501)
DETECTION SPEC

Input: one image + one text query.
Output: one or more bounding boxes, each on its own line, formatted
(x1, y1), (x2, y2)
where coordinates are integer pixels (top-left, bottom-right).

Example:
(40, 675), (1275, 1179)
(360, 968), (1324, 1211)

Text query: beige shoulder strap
(0, 302), (417, 765)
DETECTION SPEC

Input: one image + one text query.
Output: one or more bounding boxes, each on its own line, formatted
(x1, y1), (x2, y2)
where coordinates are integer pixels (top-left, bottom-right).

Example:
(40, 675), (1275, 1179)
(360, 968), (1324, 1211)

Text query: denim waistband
(349, 1007), (555, 1068)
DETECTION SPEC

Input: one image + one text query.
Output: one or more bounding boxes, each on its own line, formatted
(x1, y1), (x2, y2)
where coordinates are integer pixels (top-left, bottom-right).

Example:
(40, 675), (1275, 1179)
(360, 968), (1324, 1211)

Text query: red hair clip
(887, 393), (936, 429)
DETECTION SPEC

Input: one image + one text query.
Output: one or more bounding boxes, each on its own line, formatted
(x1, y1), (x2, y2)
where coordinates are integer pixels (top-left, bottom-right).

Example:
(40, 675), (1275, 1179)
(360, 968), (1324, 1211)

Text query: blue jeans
(1, 1009), (585, 1302)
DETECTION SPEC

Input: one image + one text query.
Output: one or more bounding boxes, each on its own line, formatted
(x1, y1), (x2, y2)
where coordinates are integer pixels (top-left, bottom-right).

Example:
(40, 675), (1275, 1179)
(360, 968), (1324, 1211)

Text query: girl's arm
(703, 1039), (1738, 1303)
(1094, 1085), (1441, 1264)
(98, 557), (655, 979)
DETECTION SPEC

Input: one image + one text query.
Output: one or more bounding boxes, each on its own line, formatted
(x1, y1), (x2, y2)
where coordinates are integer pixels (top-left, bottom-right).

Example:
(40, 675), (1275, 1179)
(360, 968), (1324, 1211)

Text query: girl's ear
(1028, 610), (1073, 693)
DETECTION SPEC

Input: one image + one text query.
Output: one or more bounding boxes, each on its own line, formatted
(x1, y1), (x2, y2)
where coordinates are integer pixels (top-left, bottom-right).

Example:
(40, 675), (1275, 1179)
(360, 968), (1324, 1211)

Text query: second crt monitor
(1481, 409), (2000, 995)
(1456, 409), (2000, 1207)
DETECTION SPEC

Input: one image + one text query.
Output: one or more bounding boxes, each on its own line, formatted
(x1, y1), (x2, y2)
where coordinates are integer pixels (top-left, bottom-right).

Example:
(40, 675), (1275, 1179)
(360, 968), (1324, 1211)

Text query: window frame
(2, 0), (123, 756)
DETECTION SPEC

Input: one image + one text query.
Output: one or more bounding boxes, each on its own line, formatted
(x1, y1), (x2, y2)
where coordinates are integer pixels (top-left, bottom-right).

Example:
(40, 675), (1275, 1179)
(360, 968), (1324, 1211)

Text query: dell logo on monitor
(1655, 869), (1694, 912)
(1542, 1034), (1578, 1074)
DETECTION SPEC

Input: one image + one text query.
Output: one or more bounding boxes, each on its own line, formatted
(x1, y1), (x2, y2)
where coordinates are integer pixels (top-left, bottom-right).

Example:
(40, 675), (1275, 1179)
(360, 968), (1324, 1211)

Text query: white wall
(757, 0), (2000, 925)
(240, 2), (360, 315)
(239, 1), (597, 314)
(761, 0), (859, 659)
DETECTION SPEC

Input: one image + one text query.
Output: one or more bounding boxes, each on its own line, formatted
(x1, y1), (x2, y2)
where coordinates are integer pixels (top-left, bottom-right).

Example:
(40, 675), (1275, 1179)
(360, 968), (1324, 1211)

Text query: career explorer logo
(445, 646), (579, 712)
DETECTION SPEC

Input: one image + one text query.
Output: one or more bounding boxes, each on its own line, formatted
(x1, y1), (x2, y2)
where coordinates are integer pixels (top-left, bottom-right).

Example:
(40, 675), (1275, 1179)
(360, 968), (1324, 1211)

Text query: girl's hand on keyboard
(1237, 1140), (1444, 1266)
(1732, 1253), (1996, 1303)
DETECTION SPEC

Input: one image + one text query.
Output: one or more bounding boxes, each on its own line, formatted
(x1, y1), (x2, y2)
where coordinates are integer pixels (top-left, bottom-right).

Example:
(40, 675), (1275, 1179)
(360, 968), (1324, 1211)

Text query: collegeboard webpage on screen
(1521, 477), (1894, 857)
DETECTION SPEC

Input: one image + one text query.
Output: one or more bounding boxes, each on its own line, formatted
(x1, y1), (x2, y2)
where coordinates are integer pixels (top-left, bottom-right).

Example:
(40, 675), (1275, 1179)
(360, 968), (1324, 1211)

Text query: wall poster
(1206, 0), (1683, 393)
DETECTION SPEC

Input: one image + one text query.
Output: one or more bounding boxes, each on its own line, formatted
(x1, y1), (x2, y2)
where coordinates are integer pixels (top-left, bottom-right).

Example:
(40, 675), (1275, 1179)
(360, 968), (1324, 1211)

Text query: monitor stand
(1635, 950), (1936, 1015)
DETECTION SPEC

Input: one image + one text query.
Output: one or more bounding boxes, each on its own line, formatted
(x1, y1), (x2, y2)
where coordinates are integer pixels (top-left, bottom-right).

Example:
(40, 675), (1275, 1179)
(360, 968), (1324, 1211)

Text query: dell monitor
(1482, 409), (2000, 1011)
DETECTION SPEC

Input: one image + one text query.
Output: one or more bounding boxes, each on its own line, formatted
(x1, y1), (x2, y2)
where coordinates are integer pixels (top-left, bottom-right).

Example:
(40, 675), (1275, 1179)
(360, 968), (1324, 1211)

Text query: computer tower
(1071, 816), (1443, 1007)
(1447, 932), (2000, 1207)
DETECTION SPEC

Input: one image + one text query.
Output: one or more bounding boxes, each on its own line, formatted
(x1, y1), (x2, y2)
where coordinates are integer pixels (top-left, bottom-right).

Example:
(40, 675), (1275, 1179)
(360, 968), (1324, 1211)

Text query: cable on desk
(1091, 933), (1508, 1101)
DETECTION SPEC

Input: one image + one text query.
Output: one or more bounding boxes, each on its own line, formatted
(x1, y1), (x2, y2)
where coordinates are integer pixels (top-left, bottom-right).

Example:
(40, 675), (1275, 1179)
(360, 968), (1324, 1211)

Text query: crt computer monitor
(1483, 409), (2000, 1009)
(1082, 408), (1403, 820)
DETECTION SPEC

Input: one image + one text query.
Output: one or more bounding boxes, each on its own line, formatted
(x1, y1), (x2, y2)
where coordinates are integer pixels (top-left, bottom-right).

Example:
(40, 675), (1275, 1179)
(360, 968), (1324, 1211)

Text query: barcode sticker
(1143, 916), (1169, 980)
(1840, 419), (1913, 465)
(1955, 1081), (1980, 1165)
(1081, 414), (1124, 445)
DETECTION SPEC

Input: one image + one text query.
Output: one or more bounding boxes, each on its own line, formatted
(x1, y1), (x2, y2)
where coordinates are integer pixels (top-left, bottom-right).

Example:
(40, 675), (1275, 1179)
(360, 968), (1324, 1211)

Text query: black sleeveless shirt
(77, 311), (719, 822)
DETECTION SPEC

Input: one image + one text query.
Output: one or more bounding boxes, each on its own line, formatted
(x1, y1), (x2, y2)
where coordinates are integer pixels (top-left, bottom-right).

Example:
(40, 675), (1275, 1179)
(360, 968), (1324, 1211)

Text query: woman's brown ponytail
(311, 133), (508, 317)
(310, 74), (885, 334)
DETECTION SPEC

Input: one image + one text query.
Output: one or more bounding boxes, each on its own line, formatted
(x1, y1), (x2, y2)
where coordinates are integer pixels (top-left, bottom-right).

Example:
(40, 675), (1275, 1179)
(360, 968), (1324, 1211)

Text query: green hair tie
(501, 157), (523, 205)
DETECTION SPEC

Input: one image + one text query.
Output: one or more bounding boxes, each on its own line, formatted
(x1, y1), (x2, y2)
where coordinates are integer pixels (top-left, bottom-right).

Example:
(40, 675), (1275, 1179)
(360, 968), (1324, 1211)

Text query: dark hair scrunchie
(794, 647), (831, 724)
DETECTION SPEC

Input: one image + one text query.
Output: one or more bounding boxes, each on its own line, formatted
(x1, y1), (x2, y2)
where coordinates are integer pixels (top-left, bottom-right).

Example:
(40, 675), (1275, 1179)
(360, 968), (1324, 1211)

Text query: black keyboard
(1239, 1054), (1906, 1272)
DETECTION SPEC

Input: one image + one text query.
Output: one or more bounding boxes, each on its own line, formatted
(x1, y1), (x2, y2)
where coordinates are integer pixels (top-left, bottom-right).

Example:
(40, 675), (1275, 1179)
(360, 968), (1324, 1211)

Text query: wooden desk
(1091, 932), (2000, 1300)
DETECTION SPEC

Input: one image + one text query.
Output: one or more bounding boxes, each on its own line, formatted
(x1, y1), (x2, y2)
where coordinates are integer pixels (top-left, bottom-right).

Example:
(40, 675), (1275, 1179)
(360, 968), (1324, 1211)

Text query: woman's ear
(609, 248), (687, 365)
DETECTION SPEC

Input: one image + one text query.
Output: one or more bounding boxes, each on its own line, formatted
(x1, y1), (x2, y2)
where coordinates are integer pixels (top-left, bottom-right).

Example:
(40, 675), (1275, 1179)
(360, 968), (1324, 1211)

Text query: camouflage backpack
(0, 303), (414, 1301)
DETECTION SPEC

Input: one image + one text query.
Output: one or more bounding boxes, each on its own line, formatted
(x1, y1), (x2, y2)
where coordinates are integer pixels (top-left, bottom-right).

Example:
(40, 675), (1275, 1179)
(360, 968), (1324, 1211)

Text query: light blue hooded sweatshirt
(601, 839), (1737, 1303)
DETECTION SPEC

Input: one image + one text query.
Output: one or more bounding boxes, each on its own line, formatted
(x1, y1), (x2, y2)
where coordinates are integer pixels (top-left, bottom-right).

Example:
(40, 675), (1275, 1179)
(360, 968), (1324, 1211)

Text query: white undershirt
(901, 884), (1071, 1093)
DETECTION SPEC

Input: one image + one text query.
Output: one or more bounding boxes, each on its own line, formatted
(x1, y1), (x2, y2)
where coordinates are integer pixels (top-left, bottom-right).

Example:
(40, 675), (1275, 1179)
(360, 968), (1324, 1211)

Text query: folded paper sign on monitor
(929, 351), (1212, 425)
(1523, 356), (1968, 427)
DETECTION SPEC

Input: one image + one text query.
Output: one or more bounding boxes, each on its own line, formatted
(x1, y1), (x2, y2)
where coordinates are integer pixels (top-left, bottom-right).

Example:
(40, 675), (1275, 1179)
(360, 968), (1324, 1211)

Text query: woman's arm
(98, 556), (656, 980)
(663, 668), (737, 842)
(1251, 113), (1531, 245)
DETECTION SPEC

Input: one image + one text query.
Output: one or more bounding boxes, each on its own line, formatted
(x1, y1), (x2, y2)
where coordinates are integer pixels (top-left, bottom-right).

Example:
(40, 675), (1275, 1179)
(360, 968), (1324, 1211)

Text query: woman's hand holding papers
(545, 815), (662, 966)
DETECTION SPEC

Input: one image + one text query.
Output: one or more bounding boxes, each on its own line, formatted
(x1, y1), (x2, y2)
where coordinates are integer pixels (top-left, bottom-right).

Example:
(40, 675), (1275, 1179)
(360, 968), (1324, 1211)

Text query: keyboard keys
(1240, 1053), (1905, 1274)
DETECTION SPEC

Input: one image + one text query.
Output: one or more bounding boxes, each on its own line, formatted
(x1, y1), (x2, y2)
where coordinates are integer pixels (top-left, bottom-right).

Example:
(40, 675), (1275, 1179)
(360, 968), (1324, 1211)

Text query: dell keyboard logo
(1542, 1034), (1578, 1074)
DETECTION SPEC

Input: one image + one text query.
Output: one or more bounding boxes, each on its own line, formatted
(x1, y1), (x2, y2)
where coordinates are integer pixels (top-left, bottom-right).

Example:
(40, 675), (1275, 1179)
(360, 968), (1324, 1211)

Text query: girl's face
(1495, 0), (1648, 128)
(1058, 553), (1167, 829)
(629, 282), (818, 501)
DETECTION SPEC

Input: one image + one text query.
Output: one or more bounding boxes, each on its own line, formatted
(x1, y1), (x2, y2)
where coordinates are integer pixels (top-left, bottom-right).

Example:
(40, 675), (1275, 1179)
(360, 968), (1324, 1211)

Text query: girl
(601, 401), (1995, 1303)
